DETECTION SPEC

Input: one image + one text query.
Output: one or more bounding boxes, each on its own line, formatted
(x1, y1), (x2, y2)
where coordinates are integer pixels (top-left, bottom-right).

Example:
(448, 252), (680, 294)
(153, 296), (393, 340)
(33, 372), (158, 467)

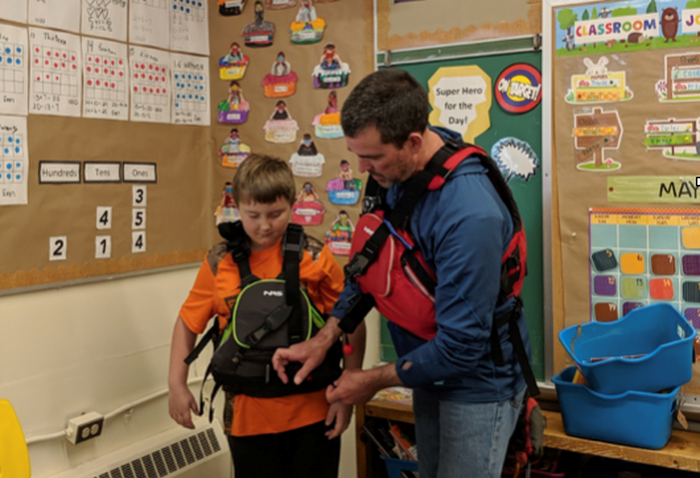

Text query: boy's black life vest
(185, 222), (343, 421)
(339, 137), (539, 396)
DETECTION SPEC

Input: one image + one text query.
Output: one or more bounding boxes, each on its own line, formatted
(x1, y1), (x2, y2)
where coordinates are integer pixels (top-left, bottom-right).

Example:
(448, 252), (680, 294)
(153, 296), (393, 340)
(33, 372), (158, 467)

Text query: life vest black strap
(491, 300), (540, 397)
(345, 142), (458, 281)
(338, 294), (376, 334)
(283, 224), (304, 343)
(184, 319), (220, 365)
(226, 221), (257, 286)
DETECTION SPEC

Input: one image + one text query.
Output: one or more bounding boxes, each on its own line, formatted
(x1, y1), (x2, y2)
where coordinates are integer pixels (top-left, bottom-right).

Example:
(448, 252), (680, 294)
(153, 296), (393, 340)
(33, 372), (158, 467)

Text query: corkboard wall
(208, 0), (374, 255)
(0, 0), (373, 291)
(376, 0), (541, 52)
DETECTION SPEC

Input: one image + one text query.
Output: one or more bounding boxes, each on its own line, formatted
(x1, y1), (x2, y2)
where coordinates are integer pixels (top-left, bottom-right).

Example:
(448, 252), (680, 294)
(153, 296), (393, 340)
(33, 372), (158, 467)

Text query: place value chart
(590, 208), (700, 331)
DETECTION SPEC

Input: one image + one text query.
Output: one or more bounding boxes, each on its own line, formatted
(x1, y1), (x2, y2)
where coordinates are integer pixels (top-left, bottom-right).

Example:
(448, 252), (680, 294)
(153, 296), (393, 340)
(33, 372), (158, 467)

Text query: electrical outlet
(65, 411), (104, 445)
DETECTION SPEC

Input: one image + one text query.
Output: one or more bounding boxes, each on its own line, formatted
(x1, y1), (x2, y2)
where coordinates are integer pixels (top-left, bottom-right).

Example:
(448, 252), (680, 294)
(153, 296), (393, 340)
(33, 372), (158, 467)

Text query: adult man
(273, 68), (532, 478)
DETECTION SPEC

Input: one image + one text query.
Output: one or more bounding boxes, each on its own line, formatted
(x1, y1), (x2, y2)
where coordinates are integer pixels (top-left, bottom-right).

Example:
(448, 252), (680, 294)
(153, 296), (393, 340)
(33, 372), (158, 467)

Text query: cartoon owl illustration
(660, 8), (679, 43)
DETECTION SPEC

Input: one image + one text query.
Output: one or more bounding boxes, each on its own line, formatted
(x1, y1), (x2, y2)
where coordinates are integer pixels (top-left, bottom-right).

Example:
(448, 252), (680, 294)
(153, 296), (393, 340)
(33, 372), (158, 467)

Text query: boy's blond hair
(232, 154), (296, 206)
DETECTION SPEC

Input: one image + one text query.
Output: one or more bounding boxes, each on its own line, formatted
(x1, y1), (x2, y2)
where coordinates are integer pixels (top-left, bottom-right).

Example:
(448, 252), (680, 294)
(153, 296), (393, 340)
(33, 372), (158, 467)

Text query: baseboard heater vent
(50, 420), (229, 478)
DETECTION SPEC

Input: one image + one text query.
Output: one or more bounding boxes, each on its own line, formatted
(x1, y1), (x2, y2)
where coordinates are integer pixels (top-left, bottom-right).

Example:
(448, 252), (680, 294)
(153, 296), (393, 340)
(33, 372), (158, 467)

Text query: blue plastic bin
(559, 303), (694, 394)
(553, 367), (680, 449)
(381, 456), (419, 478)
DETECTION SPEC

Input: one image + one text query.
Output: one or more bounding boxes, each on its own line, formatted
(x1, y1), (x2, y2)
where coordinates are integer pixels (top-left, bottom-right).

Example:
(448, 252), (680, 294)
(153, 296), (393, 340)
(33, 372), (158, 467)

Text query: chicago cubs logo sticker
(495, 63), (542, 114)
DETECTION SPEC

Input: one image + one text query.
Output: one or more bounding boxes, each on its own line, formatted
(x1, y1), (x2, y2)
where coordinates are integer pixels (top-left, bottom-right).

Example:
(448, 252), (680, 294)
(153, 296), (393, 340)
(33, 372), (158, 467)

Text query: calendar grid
(589, 208), (700, 332)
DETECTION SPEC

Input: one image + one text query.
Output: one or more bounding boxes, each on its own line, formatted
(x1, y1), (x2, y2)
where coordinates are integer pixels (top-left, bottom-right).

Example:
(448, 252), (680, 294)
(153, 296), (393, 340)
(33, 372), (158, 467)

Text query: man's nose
(357, 158), (371, 174)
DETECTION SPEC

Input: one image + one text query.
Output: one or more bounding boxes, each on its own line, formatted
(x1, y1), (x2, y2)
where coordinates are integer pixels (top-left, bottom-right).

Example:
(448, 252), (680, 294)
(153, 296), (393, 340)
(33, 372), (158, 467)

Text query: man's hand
(168, 384), (199, 429)
(272, 317), (342, 384)
(326, 364), (403, 405)
(324, 401), (353, 439)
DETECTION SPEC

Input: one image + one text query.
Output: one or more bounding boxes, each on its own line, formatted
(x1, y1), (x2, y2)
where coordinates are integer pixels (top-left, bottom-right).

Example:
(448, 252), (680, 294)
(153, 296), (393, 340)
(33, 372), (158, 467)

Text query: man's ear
(406, 131), (423, 154)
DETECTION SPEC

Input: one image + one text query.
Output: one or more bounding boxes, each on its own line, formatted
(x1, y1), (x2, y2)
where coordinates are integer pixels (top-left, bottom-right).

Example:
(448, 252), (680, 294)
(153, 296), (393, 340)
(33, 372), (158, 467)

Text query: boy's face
(238, 196), (291, 251)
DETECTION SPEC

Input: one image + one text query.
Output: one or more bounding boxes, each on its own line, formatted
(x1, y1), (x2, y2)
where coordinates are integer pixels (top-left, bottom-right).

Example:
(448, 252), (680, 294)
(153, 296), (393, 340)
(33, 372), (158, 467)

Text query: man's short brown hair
(232, 154), (295, 206)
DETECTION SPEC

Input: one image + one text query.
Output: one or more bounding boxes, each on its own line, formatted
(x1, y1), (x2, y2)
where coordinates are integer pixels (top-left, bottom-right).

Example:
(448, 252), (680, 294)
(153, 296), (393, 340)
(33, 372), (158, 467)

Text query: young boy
(168, 154), (365, 478)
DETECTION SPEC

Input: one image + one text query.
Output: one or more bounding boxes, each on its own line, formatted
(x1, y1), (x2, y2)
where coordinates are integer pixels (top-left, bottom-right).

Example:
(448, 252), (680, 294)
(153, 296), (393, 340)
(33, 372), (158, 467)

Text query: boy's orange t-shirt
(179, 238), (345, 437)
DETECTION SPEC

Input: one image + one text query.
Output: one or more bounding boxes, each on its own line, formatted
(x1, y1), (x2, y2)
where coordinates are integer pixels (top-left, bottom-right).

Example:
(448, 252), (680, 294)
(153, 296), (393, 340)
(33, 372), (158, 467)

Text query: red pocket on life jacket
(350, 212), (438, 340)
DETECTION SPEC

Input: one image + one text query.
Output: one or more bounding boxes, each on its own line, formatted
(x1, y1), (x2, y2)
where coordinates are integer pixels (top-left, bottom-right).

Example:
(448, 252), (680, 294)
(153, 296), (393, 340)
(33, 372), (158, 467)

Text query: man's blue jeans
(413, 387), (525, 478)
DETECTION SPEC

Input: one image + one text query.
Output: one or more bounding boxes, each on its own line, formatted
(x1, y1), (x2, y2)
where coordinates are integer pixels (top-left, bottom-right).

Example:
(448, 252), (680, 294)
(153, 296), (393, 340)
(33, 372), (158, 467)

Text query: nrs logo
(263, 290), (283, 297)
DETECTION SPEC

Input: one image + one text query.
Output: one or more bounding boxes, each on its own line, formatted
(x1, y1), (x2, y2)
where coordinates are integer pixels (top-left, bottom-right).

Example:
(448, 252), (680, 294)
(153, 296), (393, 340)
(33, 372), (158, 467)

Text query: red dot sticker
(96, 80), (101, 86)
(87, 80), (93, 86)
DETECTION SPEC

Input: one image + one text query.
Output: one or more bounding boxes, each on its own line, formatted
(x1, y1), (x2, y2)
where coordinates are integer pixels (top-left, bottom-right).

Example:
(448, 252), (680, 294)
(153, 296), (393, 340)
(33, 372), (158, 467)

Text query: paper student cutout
(219, 128), (251, 168)
(243, 2), (275, 47)
(219, 42), (249, 80)
(263, 100), (299, 143)
(218, 0), (247, 16)
(312, 43), (350, 89)
(565, 57), (633, 104)
(265, 0), (296, 10)
(218, 80), (250, 123)
(215, 181), (241, 225)
(326, 160), (361, 205)
(290, 0), (325, 44)
(289, 133), (325, 177)
(262, 52), (298, 98)
(292, 182), (324, 226)
(325, 210), (354, 256)
(313, 91), (343, 139)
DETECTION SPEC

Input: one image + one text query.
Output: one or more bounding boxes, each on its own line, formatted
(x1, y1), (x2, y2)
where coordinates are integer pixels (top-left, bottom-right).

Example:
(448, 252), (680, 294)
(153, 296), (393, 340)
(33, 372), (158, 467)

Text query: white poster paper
(29, 0), (81, 33)
(0, 25), (28, 116)
(129, 0), (170, 50)
(130, 46), (170, 123)
(0, 0), (28, 24)
(171, 0), (209, 55)
(0, 115), (28, 206)
(83, 37), (129, 120)
(171, 53), (209, 125)
(82, 0), (128, 42)
(29, 28), (81, 117)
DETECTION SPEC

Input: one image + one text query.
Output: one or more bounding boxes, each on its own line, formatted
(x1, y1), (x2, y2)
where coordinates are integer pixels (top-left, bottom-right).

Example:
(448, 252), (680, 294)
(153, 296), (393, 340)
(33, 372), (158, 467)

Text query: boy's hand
(325, 401), (353, 439)
(169, 384), (199, 429)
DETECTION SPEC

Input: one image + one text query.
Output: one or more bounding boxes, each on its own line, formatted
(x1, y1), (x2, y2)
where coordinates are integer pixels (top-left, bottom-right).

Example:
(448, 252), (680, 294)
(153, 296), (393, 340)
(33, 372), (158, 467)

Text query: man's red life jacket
(348, 145), (527, 341)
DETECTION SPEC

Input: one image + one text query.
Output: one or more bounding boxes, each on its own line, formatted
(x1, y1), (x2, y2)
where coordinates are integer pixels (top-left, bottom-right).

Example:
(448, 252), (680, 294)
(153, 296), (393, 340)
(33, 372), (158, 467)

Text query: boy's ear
(406, 132), (423, 154)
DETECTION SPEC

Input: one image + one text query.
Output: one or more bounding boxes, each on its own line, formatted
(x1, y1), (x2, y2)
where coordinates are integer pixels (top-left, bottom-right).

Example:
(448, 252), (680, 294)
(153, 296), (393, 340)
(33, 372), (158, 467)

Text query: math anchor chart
(0, 115), (28, 206)
(29, 0), (81, 33)
(129, 0), (170, 50)
(170, 0), (209, 55)
(29, 28), (81, 117)
(129, 45), (170, 123)
(0, 25), (28, 116)
(81, 0), (128, 42)
(171, 53), (209, 125)
(590, 208), (700, 334)
(83, 38), (129, 120)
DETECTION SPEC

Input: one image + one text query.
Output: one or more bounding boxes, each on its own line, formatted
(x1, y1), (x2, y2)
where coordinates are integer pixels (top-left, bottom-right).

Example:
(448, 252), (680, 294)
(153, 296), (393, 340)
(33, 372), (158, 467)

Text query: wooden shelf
(356, 399), (700, 476)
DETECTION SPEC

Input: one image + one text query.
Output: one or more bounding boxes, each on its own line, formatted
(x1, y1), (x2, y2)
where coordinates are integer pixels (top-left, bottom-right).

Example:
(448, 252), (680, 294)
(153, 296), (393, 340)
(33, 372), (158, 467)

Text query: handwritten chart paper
(130, 45), (170, 123)
(0, 116), (28, 206)
(171, 53), (209, 125)
(29, 29), (81, 117)
(82, 0), (128, 42)
(29, 0), (81, 33)
(0, 25), (28, 116)
(129, 0), (170, 50)
(83, 37), (129, 120)
(0, 0), (28, 24)
(171, 0), (209, 55)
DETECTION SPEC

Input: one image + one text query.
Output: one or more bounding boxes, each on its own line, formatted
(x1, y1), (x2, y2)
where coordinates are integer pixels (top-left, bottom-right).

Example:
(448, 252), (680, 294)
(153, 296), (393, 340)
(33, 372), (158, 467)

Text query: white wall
(0, 268), (380, 478)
